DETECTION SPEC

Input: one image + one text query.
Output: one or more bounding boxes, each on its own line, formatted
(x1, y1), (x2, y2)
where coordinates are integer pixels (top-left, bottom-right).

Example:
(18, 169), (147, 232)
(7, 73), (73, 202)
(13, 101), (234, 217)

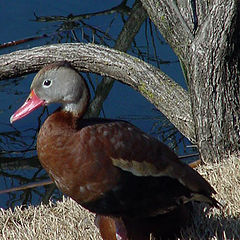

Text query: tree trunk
(188, 1), (240, 162)
(141, 0), (240, 162)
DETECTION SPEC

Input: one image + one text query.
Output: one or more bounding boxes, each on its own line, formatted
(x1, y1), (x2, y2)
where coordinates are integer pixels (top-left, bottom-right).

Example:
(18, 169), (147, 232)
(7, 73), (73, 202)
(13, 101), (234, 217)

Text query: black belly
(81, 170), (191, 218)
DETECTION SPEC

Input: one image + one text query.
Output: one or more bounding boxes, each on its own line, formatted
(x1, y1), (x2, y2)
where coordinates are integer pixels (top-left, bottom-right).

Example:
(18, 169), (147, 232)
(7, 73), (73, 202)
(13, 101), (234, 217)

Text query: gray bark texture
(0, 0), (239, 162)
(141, 0), (240, 162)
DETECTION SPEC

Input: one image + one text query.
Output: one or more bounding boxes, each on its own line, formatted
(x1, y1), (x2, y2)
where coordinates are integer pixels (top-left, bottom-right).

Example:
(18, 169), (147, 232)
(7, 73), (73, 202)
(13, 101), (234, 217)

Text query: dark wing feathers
(80, 120), (219, 215)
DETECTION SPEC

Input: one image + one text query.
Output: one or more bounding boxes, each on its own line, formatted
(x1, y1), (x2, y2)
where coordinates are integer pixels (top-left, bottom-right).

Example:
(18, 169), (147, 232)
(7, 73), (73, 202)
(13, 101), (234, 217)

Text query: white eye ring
(42, 79), (52, 88)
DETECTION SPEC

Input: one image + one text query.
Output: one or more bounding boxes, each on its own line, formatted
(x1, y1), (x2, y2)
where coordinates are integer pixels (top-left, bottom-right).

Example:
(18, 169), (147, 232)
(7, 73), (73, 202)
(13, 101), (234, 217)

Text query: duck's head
(10, 62), (90, 123)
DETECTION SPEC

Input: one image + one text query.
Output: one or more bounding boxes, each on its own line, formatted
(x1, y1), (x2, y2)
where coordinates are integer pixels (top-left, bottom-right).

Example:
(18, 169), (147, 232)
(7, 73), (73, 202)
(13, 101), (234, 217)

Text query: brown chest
(36, 115), (120, 204)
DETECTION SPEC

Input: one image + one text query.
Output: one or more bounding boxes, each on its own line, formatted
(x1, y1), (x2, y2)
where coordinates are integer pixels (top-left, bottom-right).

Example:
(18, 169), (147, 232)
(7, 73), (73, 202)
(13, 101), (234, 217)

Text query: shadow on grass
(178, 203), (240, 240)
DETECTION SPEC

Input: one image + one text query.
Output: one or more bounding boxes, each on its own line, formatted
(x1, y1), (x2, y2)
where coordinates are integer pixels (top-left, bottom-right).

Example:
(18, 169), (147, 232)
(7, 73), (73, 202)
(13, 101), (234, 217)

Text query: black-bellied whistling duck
(10, 62), (219, 239)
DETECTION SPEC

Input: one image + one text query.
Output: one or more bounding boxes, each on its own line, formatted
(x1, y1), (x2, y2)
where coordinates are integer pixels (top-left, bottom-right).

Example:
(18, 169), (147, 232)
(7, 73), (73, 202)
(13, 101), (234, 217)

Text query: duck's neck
(62, 83), (90, 118)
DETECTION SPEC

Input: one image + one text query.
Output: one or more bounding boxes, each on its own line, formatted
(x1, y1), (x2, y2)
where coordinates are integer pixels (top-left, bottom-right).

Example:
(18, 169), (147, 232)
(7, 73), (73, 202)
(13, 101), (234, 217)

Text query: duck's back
(37, 110), (218, 218)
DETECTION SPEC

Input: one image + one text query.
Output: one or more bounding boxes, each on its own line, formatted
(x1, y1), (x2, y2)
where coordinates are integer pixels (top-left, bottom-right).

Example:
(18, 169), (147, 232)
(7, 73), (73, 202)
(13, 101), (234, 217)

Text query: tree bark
(141, 0), (240, 162)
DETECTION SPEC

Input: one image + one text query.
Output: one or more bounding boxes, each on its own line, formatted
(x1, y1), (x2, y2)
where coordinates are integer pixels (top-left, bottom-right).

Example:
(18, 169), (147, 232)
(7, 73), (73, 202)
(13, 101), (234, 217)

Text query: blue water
(0, 1), (194, 209)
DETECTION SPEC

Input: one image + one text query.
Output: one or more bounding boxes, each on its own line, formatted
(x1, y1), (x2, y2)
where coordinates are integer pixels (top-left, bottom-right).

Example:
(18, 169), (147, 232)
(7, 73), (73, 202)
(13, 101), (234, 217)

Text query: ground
(0, 155), (239, 240)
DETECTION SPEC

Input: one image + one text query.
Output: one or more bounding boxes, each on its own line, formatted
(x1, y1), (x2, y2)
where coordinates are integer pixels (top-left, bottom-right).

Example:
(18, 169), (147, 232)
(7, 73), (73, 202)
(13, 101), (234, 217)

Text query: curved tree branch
(0, 43), (195, 142)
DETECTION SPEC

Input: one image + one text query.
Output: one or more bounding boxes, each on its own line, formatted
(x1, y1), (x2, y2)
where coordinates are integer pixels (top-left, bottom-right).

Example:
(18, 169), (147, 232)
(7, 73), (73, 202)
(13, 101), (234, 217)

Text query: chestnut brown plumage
(10, 62), (219, 240)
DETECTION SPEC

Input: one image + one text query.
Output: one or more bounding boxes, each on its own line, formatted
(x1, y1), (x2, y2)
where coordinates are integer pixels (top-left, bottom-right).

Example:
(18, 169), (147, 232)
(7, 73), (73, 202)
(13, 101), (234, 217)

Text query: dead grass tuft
(0, 197), (101, 240)
(179, 155), (240, 239)
(0, 155), (239, 239)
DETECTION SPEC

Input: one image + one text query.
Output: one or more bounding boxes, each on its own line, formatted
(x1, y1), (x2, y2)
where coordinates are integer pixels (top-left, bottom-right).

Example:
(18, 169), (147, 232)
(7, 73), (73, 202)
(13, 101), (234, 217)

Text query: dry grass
(0, 155), (239, 240)
(0, 197), (101, 240)
(179, 155), (240, 240)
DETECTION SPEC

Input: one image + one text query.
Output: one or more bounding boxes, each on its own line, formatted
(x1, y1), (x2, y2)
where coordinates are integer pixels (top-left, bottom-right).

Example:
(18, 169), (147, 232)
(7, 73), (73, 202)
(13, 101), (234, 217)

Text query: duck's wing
(79, 120), (219, 217)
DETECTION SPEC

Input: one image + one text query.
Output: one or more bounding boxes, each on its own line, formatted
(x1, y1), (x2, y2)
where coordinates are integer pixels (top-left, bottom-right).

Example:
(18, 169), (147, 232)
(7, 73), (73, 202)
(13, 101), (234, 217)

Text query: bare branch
(34, 0), (130, 23)
(86, 0), (148, 118)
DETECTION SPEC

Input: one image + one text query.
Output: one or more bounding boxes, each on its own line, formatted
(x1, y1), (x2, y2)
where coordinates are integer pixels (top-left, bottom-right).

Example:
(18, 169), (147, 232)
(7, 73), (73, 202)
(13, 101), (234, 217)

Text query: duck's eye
(43, 79), (52, 88)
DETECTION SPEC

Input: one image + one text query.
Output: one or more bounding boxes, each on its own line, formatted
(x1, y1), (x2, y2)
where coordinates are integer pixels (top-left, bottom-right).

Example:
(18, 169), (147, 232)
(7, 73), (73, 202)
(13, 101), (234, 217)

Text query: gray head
(31, 62), (90, 115)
